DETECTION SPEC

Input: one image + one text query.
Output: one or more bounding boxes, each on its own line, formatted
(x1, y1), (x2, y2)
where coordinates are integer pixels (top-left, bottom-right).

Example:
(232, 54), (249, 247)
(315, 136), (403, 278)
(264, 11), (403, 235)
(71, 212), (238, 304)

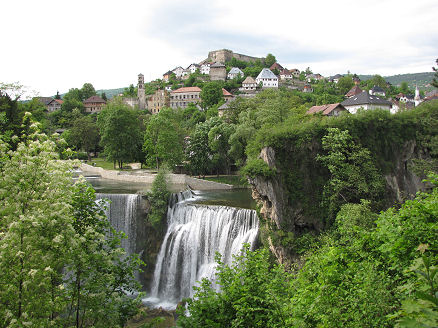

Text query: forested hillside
(359, 72), (434, 90)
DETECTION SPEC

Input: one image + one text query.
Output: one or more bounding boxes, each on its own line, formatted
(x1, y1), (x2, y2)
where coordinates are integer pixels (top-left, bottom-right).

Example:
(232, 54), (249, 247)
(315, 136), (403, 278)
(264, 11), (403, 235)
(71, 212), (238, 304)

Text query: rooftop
(345, 85), (363, 97)
(306, 103), (346, 115)
(84, 95), (106, 104)
(341, 91), (392, 107)
(257, 68), (277, 79)
(171, 86), (202, 93)
(242, 76), (256, 84)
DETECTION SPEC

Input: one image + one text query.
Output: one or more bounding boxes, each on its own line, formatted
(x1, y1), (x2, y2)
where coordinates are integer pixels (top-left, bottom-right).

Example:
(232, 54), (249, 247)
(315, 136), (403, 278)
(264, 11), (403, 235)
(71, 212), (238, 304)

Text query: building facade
(341, 91), (392, 114)
(227, 67), (244, 79)
(84, 95), (106, 113)
(239, 76), (257, 92)
(46, 99), (63, 112)
(209, 62), (227, 81)
(147, 89), (169, 114)
(256, 68), (278, 88)
(170, 86), (201, 109)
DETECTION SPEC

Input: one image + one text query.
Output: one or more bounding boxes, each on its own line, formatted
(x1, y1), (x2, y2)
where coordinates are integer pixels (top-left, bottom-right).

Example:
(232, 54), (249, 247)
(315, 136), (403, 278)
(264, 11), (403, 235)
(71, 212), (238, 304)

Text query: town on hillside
(36, 48), (438, 120)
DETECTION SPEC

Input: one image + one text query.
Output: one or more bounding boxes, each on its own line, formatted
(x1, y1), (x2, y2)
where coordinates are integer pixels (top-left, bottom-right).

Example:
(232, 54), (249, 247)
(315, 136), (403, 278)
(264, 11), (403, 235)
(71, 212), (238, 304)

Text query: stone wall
(208, 49), (263, 64)
(209, 66), (227, 81)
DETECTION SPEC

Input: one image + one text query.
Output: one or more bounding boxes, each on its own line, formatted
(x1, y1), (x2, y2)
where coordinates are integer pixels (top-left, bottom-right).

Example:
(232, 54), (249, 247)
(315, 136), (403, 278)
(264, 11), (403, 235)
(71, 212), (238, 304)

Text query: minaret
(138, 73), (146, 110)
(414, 84), (421, 107)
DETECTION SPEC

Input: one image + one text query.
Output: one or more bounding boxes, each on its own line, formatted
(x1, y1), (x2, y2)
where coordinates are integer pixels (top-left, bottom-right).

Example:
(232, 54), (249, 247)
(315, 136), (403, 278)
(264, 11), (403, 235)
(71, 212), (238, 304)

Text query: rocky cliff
(246, 105), (438, 268)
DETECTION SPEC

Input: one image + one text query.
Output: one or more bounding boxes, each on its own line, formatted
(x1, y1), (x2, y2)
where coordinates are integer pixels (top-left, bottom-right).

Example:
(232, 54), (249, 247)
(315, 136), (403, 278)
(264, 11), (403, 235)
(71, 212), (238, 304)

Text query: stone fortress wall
(207, 49), (264, 64)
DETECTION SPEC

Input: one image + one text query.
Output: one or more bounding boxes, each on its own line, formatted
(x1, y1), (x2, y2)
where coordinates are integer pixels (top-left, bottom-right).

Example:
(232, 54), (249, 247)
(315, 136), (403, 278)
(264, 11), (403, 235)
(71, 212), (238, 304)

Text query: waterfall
(96, 193), (141, 255)
(147, 190), (259, 307)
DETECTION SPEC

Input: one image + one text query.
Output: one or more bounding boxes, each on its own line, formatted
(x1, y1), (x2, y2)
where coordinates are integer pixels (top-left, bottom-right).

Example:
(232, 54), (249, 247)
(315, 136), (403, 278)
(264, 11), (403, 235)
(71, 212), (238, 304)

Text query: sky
(1, 0), (437, 97)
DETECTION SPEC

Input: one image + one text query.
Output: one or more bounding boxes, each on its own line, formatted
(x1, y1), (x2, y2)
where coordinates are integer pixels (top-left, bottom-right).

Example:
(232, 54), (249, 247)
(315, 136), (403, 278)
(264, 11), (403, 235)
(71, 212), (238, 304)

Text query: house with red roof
(170, 86), (201, 109)
(270, 62), (284, 72)
(84, 95), (106, 113)
(222, 88), (234, 101)
(345, 85), (363, 98)
(306, 103), (347, 117)
(47, 98), (63, 112)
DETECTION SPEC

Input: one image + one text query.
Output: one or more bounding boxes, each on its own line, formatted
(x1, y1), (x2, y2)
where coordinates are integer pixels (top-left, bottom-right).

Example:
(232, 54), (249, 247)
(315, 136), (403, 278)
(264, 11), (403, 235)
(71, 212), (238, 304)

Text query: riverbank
(80, 163), (235, 191)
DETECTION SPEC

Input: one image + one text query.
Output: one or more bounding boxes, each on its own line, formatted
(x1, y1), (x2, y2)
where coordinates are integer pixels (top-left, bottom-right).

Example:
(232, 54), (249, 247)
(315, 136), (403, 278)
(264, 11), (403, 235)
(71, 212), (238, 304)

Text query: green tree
(400, 81), (410, 94)
(0, 114), (143, 327)
(177, 245), (289, 328)
(100, 92), (107, 101)
(64, 179), (142, 327)
(0, 131), (76, 326)
(337, 75), (354, 95)
(147, 167), (170, 230)
(208, 120), (235, 175)
(366, 74), (388, 91)
(97, 98), (142, 169)
(185, 118), (219, 176)
(80, 83), (97, 100)
(432, 58), (438, 88)
(0, 88), (25, 150)
(61, 97), (85, 113)
(317, 128), (384, 221)
(265, 53), (277, 67)
(68, 116), (100, 160)
(201, 82), (223, 109)
(123, 84), (137, 97)
(143, 107), (183, 169)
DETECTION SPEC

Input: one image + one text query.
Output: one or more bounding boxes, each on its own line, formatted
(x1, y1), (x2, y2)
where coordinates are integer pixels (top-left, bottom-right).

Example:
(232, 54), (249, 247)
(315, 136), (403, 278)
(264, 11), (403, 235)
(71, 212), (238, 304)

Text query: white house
(256, 68), (278, 88)
(280, 69), (294, 80)
(330, 74), (343, 83)
(341, 91), (392, 114)
(227, 67), (244, 79)
(187, 63), (199, 74)
(290, 68), (300, 78)
(369, 86), (386, 97)
(181, 69), (190, 78)
(172, 66), (184, 78)
(239, 76), (257, 92)
(200, 62), (212, 75)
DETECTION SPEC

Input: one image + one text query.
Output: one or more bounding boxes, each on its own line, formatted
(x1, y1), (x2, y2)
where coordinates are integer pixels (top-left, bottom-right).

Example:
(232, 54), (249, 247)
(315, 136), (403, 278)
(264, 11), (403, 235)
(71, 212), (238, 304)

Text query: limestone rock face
(248, 141), (428, 267)
(384, 140), (427, 203)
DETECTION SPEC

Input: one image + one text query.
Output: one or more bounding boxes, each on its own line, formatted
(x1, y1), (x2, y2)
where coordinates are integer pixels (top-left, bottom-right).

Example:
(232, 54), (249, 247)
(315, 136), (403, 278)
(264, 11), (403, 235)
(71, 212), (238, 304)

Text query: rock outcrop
(249, 140), (428, 268)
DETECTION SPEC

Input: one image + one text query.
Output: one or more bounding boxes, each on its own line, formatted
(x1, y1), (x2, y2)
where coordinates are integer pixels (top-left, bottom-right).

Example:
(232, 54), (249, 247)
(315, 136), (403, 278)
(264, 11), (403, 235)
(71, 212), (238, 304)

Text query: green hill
(96, 88), (126, 99)
(358, 72), (435, 91)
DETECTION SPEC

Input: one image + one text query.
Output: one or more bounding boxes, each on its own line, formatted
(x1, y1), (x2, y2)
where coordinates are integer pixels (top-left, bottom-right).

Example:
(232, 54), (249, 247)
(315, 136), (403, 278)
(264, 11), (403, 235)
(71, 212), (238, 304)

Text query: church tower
(414, 85), (421, 107)
(138, 73), (146, 110)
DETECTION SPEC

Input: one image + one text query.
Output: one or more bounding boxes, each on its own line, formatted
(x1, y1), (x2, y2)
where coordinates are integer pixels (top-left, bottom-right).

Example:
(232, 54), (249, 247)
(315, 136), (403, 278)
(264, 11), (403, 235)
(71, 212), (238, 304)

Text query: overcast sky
(1, 0), (437, 97)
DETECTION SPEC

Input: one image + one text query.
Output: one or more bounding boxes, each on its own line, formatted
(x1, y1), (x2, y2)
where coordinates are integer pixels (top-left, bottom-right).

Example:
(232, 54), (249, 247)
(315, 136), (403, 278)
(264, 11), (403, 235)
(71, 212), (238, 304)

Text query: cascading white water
(147, 190), (259, 308)
(96, 193), (141, 255)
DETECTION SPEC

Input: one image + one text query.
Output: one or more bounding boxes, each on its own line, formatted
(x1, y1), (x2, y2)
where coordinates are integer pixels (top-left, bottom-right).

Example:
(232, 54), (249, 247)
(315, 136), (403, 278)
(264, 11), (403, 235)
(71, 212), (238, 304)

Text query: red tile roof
(345, 85), (363, 98)
(270, 62), (284, 71)
(171, 86), (202, 93)
(222, 88), (232, 96)
(306, 103), (346, 115)
(84, 95), (106, 103)
(55, 99), (63, 104)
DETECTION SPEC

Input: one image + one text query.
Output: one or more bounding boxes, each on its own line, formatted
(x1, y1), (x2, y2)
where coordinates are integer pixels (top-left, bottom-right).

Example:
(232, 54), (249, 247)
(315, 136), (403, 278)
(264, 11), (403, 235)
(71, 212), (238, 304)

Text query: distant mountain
(358, 72), (435, 91)
(96, 88), (125, 99)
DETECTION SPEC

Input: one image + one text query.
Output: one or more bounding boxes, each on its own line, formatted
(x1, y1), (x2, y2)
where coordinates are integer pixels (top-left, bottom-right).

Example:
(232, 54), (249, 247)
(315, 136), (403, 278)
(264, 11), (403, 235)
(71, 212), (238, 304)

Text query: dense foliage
(0, 126), (142, 327)
(147, 166), (171, 230)
(178, 176), (438, 327)
(97, 98), (143, 168)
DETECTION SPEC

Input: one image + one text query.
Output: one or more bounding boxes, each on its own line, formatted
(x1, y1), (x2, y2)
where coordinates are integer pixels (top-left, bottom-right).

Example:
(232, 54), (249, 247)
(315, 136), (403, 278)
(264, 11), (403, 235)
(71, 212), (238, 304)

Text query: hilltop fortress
(205, 49), (264, 64)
